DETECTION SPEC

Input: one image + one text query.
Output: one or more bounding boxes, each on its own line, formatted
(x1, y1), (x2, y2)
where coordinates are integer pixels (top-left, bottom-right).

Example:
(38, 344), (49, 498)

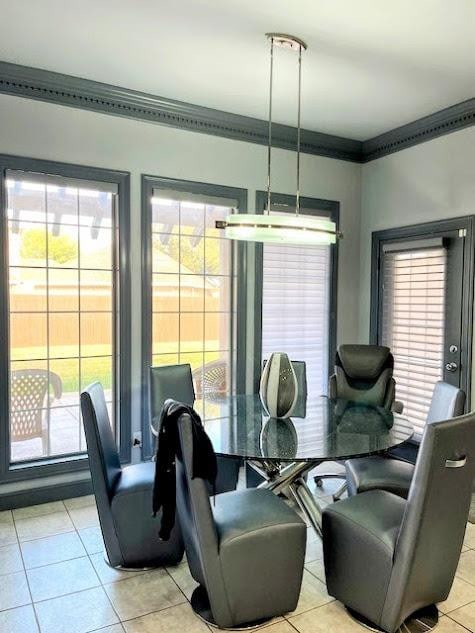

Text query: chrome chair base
(191, 586), (271, 630)
(346, 604), (438, 632)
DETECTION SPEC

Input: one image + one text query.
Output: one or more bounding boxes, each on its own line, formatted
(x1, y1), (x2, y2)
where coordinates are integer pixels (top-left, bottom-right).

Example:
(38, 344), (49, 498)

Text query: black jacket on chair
(153, 399), (217, 540)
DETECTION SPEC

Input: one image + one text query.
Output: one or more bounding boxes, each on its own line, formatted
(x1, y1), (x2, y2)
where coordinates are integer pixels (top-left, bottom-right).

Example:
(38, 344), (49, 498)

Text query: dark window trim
(253, 191), (340, 392)
(0, 154), (131, 484)
(369, 216), (475, 408)
(141, 175), (247, 460)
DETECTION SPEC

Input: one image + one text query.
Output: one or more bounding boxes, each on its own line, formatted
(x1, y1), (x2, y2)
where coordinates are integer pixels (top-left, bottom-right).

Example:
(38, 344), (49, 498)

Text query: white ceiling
(0, 0), (473, 139)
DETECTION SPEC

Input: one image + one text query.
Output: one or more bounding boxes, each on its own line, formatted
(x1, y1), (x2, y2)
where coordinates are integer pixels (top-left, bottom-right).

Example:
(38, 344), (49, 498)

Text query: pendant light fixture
(216, 33), (341, 245)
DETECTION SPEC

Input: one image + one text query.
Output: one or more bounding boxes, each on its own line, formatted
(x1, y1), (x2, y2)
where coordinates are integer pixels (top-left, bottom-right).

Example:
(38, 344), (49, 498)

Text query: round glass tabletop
(196, 394), (413, 462)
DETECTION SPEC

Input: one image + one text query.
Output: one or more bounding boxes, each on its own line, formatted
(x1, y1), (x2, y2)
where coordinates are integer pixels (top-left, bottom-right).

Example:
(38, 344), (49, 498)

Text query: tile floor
(1, 481), (475, 633)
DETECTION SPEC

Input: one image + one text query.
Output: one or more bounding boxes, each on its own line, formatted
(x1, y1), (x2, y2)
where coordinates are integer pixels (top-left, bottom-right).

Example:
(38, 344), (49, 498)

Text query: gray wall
(359, 126), (475, 388)
(0, 93), (361, 486)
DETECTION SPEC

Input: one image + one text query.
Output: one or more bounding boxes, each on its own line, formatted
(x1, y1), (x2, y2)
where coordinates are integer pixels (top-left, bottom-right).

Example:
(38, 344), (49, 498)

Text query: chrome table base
(346, 604), (438, 633)
(249, 458), (326, 537)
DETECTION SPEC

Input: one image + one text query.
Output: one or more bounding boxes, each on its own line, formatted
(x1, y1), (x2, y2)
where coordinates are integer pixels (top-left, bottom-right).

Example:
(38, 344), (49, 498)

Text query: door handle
(445, 362), (458, 372)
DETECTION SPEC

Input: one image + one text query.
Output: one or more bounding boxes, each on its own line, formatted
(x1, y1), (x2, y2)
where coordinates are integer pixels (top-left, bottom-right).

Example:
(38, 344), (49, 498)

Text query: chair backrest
(81, 382), (122, 500)
(330, 344), (395, 409)
(10, 369), (62, 441)
(193, 360), (228, 398)
(381, 411), (475, 631)
(150, 364), (195, 432)
(427, 381), (465, 424)
(175, 409), (231, 624)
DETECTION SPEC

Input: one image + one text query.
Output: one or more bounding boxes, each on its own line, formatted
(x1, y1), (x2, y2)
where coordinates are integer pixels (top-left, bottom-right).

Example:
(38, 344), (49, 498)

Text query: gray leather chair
(81, 382), (184, 569)
(175, 408), (306, 628)
(315, 345), (400, 497)
(323, 410), (475, 633)
(150, 364), (240, 494)
(329, 344), (398, 410)
(345, 381), (466, 498)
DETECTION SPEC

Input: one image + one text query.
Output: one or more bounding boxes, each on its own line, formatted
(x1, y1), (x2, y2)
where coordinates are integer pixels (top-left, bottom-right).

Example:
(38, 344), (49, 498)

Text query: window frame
(141, 175), (247, 460)
(253, 190), (340, 392)
(0, 154), (132, 482)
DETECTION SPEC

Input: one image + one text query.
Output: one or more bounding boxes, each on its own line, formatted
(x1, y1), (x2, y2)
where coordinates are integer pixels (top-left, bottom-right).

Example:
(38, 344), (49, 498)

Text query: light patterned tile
(78, 526), (105, 555)
(34, 586), (119, 633)
(439, 577), (475, 614)
(15, 511), (74, 542)
(291, 570), (333, 616)
(27, 556), (100, 602)
(0, 522), (17, 547)
(69, 505), (100, 530)
(305, 559), (326, 583)
(305, 533), (323, 563)
(0, 605), (39, 633)
(0, 571), (31, 612)
(449, 601), (475, 631)
(13, 501), (65, 520)
(0, 510), (13, 524)
(63, 496), (96, 511)
(104, 568), (186, 620)
(464, 523), (475, 549)
(90, 626), (125, 633)
(0, 543), (23, 575)
(456, 551), (475, 586)
(166, 561), (198, 600)
(289, 601), (363, 633)
(123, 602), (209, 633)
(21, 531), (86, 569)
(90, 552), (147, 585)
(438, 615), (475, 632)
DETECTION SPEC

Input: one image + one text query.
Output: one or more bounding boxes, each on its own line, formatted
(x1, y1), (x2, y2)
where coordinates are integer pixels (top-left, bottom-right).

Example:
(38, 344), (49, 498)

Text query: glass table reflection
(196, 394), (413, 536)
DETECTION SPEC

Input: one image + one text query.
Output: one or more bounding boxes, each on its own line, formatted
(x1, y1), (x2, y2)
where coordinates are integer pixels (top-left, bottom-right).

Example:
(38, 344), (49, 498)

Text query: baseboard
(0, 479), (93, 510)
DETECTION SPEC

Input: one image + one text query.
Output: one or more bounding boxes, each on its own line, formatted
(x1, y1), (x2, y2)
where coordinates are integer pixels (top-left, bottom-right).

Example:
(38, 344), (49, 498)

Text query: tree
(20, 228), (78, 264)
(153, 234), (221, 274)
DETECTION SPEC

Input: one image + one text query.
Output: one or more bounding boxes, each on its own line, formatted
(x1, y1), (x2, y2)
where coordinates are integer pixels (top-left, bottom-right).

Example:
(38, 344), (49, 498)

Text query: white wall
(0, 94), (361, 489)
(359, 126), (475, 341)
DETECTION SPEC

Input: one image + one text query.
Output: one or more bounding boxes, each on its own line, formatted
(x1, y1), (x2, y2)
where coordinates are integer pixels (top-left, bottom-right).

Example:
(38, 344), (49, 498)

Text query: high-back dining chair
(175, 407), (306, 628)
(345, 381), (466, 498)
(150, 363), (240, 494)
(81, 382), (184, 568)
(323, 410), (475, 633)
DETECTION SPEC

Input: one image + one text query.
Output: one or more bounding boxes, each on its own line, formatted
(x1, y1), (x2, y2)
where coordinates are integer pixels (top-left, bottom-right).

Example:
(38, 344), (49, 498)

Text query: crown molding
(0, 61), (363, 163)
(362, 98), (475, 161)
(0, 61), (473, 164)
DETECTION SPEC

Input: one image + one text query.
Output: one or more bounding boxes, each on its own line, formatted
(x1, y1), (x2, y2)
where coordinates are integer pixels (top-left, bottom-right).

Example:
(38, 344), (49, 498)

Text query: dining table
(196, 394), (414, 538)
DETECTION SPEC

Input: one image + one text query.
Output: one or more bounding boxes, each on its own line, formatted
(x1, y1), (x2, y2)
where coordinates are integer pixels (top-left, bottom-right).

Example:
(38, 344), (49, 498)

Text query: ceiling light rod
(215, 33), (341, 245)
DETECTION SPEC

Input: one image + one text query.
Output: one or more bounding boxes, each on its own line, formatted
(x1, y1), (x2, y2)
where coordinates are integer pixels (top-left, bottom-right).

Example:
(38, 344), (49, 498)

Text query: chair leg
(332, 481), (348, 502)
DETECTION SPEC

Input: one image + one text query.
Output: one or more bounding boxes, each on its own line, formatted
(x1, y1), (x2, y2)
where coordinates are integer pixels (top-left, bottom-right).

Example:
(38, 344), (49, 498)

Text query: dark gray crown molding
(0, 61), (363, 163)
(363, 99), (475, 162)
(0, 61), (473, 163)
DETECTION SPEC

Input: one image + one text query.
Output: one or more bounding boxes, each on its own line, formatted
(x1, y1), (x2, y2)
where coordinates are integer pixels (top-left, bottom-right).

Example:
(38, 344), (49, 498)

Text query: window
(142, 177), (247, 458)
(0, 158), (131, 478)
(381, 247), (446, 431)
(256, 192), (339, 396)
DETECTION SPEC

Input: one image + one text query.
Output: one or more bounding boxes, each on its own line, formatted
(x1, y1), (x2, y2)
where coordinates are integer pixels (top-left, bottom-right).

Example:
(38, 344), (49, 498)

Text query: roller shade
(381, 246), (446, 433)
(262, 214), (331, 397)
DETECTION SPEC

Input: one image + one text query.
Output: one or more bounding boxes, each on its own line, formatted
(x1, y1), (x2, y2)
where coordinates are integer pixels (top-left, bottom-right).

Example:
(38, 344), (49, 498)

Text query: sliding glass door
(371, 218), (474, 432)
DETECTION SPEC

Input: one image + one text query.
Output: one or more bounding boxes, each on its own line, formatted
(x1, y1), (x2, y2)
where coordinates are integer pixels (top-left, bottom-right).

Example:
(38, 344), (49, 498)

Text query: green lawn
(11, 344), (222, 393)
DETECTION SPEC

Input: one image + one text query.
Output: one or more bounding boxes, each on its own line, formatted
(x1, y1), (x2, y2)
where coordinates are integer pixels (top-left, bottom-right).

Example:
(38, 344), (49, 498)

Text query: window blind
(381, 247), (446, 434)
(262, 219), (331, 397)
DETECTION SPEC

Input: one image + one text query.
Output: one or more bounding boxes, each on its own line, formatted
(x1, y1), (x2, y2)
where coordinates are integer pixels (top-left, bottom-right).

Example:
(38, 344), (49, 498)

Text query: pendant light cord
(296, 43), (302, 217)
(266, 36), (274, 215)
